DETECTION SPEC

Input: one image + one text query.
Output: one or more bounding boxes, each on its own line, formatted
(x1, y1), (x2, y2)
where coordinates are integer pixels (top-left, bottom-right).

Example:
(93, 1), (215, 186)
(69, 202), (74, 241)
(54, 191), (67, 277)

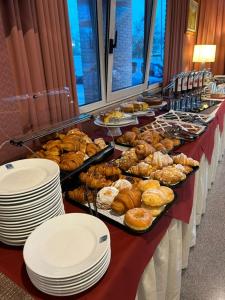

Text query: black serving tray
(66, 187), (178, 235)
(60, 143), (114, 191)
(115, 139), (185, 153)
(122, 165), (199, 189)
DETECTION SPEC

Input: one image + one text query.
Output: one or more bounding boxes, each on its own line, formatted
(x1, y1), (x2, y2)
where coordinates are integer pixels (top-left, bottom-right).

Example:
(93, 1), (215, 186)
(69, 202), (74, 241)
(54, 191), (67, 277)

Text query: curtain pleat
(163, 0), (189, 85)
(196, 0), (225, 74)
(0, 0), (79, 134)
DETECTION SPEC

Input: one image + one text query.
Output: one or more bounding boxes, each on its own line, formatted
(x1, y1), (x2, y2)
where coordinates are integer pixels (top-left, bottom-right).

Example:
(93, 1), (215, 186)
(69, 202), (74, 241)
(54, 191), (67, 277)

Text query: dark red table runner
(0, 102), (225, 300)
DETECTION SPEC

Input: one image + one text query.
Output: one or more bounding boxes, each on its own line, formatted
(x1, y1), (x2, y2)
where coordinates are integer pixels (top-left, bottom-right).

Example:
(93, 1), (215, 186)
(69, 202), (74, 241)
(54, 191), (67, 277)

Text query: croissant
(94, 138), (107, 150)
(151, 151), (173, 168)
(43, 140), (62, 150)
(116, 131), (137, 145)
(88, 163), (121, 178)
(160, 138), (174, 151)
(135, 143), (156, 160)
(45, 155), (61, 164)
(60, 151), (85, 171)
(68, 187), (95, 203)
(86, 143), (100, 156)
(128, 162), (157, 177)
(173, 153), (199, 167)
(45, 147), (61, 156)
(111, 188), (142, 214)
(67, 128), (86, 137)
(79, 172), (112, 189)
(154, 143), (167, 153)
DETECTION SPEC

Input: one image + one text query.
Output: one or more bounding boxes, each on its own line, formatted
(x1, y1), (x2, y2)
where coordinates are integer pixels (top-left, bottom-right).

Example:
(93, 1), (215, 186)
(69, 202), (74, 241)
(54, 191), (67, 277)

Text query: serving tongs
(84, 185), (98, 217)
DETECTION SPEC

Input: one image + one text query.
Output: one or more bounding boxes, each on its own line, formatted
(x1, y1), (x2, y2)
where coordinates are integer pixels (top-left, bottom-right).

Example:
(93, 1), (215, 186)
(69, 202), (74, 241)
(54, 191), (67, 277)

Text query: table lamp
(193, 44), (216, 69)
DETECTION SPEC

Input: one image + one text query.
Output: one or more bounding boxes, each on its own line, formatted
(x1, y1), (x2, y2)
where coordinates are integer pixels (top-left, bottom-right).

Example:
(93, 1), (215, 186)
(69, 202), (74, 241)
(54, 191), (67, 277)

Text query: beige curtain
(196, 0), (225, 74)
(0, 0), (79, 134)
(163, 0), (189, 85)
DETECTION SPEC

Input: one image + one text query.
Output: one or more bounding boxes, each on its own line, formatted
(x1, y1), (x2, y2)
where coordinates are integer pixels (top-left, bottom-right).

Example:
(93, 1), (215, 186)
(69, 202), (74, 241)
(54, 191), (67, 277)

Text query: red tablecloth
(1, 102), (225, 300)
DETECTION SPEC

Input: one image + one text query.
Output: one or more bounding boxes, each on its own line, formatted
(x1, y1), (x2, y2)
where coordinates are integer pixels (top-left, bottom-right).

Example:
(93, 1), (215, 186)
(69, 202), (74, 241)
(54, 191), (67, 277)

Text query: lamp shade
(193, 45), (216, 63)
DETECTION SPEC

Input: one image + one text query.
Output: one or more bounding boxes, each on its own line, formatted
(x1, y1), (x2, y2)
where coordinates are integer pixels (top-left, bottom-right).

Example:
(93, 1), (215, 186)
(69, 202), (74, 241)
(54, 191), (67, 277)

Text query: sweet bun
(142, 188), (167, 207)
(141, 204), (164, 217)
(96, 187), (119, 210)
(112, 179), (132, 191)
(138, 179), (160, 192)
(158, 186), (174, 203)
(124, 208), (153, 231)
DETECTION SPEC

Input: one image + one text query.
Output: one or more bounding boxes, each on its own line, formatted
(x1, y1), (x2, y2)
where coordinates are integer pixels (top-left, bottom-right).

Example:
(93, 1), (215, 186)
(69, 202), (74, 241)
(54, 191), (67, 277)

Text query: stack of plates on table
(24, 213), (111, 296)
(0, 158), (65, 246)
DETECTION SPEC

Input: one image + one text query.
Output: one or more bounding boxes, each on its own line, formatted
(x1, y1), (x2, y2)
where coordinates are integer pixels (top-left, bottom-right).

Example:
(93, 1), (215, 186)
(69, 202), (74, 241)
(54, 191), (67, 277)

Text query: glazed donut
(124, 208), (153, 231)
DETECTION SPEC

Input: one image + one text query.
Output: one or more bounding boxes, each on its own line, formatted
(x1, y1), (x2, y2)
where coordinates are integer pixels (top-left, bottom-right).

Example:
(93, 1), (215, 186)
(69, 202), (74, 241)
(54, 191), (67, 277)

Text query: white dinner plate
(0, 192), (62, 221)
(0, 174), (60, 200)
(28, 254), (110, 296)
(0, 183), (61, 209)
(26, 248), (110, 283)
(0, 159), (59, 195)
(24, 213), (110, 278)
(27, 249), (110, 289)
(0, 198), (64, 227)
(0, 208), (65, 246)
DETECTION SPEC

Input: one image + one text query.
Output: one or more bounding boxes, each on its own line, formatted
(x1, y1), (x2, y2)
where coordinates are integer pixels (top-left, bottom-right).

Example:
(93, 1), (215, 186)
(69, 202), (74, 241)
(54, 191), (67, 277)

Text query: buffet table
(1, 102), (225, 300)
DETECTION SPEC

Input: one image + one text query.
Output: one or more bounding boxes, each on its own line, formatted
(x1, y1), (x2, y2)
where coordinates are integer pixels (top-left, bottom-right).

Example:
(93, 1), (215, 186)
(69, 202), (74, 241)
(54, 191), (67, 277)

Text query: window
(148, 0), (167, 85)
(67, 0), (167, 109)
(67, 0), (101, 106)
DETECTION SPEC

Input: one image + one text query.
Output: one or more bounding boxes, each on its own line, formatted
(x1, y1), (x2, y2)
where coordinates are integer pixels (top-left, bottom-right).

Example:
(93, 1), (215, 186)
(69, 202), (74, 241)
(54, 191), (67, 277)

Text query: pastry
(160, 138), (174, 151)
(137, 179), (160, 192)
(173, 153), (199, 167)
(142, 188), (168, 207)
(152, 167), (186, 185)
(120, 103), (135, 113)
(151, 151), (173, 168)
(174, 164), (193, 174)
(158, 186), (174, 203)
(112, 179), (132, 191)
(116, 131), (137, 145)
(68, 186), (94, 203)
(124, 208), (153, 231)
(154, 143), (167, 153)
(79, 172), (112, 189)
(111, 188), (142, 214)
(171, 138), (181, 147)
(67, 128), (86, 137)
(43, 140), (61, 150)
(45, 147), (61, 156)
(45, 155), (61, 164)
(135, 143), (156, 160)
(100, 111), (124, 123)
(96, 187), (119, 209)
(86, 143), (100, 156)
(128, 162), (157, 177)
(94, 138), (107, 150)
(141, 205), (164, 217)
(60, 151), (85, 171)
(88, 163), (121, 178)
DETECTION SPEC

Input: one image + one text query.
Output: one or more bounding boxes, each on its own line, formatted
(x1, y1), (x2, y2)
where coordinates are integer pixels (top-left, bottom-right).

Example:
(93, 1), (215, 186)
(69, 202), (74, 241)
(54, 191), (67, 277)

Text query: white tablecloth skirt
(136, 118), (225, 300)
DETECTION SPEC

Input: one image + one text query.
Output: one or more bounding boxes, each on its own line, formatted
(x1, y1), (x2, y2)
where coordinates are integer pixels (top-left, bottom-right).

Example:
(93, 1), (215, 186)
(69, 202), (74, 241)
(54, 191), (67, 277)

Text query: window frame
(77, 0), (162, 113)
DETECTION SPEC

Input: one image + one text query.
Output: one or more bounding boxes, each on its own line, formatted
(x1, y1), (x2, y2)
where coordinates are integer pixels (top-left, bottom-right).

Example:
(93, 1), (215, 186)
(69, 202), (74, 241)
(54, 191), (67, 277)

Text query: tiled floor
(181, 158), (225, 300)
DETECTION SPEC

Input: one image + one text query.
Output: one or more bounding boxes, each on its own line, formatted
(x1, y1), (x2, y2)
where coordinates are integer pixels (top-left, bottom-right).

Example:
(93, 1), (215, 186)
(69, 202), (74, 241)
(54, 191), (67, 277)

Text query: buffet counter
(1, 102), (225, 300)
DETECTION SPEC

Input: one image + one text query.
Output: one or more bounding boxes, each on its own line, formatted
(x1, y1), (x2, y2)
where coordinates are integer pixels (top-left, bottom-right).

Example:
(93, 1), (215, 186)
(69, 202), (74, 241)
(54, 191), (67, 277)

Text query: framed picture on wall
(187, 0), (199, 33)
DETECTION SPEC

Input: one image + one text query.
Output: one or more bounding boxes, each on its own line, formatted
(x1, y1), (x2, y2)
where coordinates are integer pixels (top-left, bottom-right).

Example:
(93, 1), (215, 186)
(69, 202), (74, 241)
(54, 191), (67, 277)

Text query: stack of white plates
(0, 159), (65, 246)
(24, 213), (111, 296)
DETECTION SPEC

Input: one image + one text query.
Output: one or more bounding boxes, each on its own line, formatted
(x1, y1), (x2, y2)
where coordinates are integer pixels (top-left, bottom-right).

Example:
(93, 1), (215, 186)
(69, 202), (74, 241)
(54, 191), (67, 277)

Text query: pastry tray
(60, 143), (114, 191)
(115, 136), (185, 151)
(66, 189), (177, 235)
(140, 119), (206, 140)
(156, 110), (214, 125)
(122, 165), (199, 189)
